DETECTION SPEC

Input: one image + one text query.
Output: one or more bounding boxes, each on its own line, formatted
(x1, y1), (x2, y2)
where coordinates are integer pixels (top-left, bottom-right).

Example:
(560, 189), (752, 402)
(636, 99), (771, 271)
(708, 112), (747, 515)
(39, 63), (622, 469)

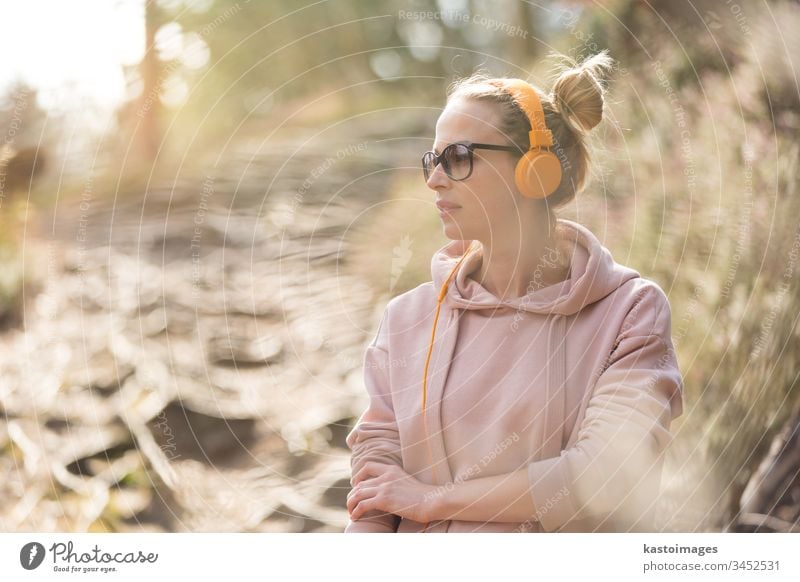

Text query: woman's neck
(469, 220), (571, 300)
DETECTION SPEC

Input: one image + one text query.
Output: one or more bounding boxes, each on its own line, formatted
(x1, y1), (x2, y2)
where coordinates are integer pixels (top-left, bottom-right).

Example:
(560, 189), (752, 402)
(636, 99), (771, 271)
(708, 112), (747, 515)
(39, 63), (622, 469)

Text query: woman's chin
(439, 211), (479, 240)
(442, 222), (470, 241)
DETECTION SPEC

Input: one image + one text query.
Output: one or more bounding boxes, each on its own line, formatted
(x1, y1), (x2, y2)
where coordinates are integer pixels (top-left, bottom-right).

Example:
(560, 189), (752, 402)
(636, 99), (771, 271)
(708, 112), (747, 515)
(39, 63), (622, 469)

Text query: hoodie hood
(431, 219), (640, 316)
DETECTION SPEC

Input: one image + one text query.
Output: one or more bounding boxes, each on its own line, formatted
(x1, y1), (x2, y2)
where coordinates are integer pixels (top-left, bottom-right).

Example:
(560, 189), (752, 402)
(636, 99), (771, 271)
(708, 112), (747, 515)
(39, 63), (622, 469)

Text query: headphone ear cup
(514, 149), (562, 199)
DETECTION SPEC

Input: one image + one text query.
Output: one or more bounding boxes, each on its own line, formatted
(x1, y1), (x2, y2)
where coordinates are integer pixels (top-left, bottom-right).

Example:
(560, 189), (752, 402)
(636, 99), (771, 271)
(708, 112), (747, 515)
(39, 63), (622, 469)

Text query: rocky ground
(0, 123), (422, 533)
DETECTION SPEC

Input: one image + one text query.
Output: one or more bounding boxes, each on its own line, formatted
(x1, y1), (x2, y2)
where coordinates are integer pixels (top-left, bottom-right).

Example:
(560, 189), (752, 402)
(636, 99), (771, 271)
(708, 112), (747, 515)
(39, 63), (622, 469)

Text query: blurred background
(0, 0), (798, 533)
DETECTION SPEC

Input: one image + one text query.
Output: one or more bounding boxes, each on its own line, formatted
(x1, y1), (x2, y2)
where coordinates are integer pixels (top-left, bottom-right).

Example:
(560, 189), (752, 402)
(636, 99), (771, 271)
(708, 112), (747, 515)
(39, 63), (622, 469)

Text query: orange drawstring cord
(419, 241), (477, 533)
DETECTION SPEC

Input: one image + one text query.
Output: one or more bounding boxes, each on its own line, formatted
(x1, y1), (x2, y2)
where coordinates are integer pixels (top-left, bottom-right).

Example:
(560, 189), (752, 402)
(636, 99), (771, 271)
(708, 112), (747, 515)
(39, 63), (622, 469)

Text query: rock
(139, 306), (196, 336)
(731, 410), (800, 532)
(206, 333), (283, 367)
(147, 401), (258, 467)
(107, 486), (152, 519)
(76, 347), (135, 395)
(325, 417), (355, 450)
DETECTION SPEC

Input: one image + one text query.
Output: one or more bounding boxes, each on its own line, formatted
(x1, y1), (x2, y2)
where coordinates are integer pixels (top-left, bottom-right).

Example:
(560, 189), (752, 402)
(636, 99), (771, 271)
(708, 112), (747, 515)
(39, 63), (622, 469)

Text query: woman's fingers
(348, 462), (415, 519)
(346, 481), (380, 515)
(352, 461), (394, 487)
(351, 462), (380, 486)
(351, 494), (382, 521)
(346, 486), (362, 515)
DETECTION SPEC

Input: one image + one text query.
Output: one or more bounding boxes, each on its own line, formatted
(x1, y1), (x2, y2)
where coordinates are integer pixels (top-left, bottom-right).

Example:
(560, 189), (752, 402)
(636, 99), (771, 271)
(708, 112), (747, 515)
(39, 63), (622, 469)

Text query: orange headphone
(417, 79), (559, 532)
(492, 78), (563, 199)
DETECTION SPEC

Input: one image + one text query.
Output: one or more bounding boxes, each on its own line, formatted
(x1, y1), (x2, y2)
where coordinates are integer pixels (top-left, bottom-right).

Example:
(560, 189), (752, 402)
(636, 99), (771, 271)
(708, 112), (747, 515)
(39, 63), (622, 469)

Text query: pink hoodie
(345, 219), (684, 533)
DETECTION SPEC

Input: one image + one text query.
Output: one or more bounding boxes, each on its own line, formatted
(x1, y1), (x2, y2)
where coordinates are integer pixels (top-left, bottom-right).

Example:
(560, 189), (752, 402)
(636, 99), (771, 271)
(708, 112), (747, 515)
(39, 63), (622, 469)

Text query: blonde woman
(345, 51), (684, 533)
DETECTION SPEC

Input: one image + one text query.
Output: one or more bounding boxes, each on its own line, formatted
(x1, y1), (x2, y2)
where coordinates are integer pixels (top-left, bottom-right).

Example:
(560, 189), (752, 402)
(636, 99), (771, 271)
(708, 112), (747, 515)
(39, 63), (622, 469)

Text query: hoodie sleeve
(526, 284), (684, 532)
(344, 307), (402, 533)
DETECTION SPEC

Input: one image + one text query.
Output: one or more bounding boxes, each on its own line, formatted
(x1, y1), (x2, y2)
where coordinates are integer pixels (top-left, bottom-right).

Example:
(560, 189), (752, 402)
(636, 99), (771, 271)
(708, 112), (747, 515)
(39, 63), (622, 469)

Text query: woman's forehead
(434, 99), (503, 147)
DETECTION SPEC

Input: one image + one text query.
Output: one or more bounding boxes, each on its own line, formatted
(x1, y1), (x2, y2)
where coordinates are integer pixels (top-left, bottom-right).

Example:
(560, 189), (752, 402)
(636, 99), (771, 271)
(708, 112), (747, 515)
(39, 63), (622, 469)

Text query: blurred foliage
(110, 0), (553, 166)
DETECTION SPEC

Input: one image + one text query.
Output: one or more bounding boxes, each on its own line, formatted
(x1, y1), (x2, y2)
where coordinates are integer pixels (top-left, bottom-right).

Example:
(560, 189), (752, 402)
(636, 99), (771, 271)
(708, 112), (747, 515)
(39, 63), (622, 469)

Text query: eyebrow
(432, 140), (467, 155)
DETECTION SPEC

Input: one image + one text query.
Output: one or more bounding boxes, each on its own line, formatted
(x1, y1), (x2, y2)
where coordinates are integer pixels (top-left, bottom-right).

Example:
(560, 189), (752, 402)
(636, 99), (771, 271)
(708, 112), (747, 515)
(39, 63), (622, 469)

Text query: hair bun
(551, 50), (614, 135)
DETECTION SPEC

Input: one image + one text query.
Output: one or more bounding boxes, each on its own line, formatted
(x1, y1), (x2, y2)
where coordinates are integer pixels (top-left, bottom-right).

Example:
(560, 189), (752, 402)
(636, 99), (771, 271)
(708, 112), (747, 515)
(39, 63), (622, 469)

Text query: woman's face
(426, 98), (521, 242)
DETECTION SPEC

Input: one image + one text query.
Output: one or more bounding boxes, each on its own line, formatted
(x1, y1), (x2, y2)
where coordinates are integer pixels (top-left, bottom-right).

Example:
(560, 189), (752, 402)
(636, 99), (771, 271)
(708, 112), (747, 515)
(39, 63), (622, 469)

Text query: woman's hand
(347, 462), (442, 524)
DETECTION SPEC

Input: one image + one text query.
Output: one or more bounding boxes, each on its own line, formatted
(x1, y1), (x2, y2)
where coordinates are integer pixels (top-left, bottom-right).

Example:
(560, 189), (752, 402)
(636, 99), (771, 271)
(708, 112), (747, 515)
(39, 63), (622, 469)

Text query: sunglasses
(421, 141), (520, 181)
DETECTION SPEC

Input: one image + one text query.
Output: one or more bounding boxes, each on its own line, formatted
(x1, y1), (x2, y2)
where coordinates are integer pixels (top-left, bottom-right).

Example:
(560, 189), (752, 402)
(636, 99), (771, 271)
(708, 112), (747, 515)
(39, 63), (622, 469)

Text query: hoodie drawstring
(422, 241), (477, 412)
(544, 313), (568, 455)
(420, 241), (476, 533)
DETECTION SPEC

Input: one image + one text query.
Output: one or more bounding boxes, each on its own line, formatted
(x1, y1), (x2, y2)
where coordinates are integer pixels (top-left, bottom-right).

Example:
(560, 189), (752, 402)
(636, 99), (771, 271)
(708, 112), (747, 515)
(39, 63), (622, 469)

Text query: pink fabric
(345, 219), (684, 533)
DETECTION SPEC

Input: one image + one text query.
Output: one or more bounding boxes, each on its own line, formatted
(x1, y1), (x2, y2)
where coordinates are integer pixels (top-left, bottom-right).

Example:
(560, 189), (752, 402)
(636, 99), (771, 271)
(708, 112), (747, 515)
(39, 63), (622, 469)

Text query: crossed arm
(347, 462), (535, 524)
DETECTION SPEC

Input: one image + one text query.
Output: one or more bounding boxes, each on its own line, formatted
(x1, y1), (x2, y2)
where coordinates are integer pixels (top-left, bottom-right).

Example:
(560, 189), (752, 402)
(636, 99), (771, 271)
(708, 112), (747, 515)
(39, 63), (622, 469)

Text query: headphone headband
(496, 79), (554, 149)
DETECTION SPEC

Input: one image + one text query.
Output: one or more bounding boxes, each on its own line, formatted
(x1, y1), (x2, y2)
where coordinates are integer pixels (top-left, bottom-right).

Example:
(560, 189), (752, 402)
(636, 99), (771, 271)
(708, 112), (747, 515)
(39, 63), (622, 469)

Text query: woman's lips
(435, 201), (461, 213)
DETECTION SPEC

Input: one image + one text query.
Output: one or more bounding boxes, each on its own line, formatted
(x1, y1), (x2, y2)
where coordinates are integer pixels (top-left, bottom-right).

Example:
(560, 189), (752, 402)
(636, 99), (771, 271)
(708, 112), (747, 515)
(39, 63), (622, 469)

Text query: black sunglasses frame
(422, 142), (520, 181)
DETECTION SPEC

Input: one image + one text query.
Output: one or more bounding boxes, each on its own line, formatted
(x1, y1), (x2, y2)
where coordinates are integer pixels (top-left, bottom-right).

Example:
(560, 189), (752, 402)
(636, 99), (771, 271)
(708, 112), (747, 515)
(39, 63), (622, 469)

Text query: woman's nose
(426, 161), (451, 190)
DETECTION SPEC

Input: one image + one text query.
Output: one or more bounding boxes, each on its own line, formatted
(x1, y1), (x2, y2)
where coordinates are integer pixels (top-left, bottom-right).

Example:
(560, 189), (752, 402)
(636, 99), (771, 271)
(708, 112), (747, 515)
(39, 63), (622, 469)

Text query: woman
(344, 50), (684, 533)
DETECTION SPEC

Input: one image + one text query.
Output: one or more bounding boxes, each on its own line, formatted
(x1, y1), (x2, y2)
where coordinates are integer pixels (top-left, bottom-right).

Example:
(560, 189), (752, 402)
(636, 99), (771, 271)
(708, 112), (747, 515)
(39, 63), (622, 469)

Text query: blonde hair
(445, 50), (614, 210)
